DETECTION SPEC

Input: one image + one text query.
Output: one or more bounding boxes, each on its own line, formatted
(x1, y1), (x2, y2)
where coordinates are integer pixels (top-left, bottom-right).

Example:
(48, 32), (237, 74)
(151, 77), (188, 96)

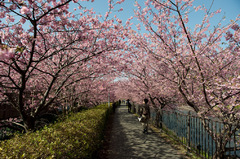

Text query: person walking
(140, 98), (150, 134)
(126, 99), (132, 113)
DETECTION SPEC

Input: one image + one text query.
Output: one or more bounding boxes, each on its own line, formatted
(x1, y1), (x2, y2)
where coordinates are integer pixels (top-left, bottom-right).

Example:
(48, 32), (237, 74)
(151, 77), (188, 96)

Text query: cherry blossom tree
(0, 0), (126, 131)
(132, 0), (239, 157)
(120, 30), (181, 127)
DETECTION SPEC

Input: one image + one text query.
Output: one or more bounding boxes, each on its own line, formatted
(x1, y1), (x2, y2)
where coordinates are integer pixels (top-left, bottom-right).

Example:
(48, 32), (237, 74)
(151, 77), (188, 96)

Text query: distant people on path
(126, 99), (132, 113)
(140, 98), (150, 134)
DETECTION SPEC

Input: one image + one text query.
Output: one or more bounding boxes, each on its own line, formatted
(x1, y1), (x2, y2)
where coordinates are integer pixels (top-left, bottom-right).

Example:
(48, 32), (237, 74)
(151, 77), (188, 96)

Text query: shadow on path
(97, 105), (187, 159)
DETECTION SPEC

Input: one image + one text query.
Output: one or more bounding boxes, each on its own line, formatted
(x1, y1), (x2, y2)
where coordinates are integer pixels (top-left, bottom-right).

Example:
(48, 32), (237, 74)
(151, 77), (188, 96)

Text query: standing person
(126, 99), (131, 113)
(140, 98), (150, 134)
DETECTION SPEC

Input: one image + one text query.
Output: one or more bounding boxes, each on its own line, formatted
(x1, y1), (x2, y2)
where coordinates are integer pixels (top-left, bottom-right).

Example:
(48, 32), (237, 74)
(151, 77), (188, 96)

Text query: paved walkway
(97, 105), (190, 159)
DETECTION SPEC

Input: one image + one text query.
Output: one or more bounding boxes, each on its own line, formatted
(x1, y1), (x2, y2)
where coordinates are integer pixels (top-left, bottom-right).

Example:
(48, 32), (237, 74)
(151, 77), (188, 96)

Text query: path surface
(97, 105), (190, 159)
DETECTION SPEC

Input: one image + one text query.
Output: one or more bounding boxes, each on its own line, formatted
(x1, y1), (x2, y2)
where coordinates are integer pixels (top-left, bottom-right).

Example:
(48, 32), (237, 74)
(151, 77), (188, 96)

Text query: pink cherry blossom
(20, 6), (30, 14)
(0, 0), (127, 131)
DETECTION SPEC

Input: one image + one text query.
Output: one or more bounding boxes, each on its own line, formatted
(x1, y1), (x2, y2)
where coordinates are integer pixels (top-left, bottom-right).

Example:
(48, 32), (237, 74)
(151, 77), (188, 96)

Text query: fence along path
(97, 104), (190, 159)
(160, 110), (240, 158)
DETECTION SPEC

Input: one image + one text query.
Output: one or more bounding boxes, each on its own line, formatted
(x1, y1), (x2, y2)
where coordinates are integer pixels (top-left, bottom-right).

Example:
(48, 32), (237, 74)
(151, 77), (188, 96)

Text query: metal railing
(150, 110), (240, 159)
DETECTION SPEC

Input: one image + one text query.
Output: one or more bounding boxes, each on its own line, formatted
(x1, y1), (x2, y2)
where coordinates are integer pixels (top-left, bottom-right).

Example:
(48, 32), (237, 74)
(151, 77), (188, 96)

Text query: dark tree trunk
(155, 108), (163, 128)
(23, 115), (36, 131)
(214, 139), (227, 159)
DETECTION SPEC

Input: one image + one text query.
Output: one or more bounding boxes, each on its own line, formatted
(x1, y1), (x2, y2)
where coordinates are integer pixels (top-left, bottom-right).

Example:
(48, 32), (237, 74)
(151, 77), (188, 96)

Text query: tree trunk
(23, 115), (36, 131)
(214, 139), (227, 159)
(155, 108), (163, 128)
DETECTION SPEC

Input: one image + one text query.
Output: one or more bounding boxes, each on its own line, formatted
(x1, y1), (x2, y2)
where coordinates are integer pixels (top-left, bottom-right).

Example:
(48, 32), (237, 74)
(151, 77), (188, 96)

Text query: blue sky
(78, 0), (240, 31)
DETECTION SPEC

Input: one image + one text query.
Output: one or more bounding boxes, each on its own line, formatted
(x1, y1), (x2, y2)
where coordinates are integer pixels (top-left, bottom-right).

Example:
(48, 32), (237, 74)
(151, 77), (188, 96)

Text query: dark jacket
(140, 104), (150, 120)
